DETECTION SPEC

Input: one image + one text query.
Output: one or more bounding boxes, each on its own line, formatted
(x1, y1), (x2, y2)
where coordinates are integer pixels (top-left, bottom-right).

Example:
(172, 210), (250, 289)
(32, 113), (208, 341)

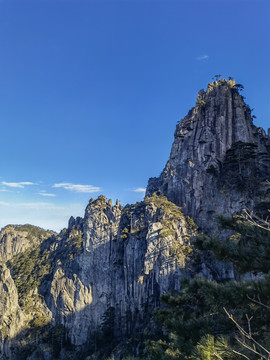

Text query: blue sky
(0, 0), (269, 231)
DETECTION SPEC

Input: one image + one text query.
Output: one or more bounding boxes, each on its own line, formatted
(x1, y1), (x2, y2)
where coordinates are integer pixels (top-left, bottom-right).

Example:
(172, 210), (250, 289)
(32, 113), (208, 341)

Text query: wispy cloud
(1, 181), (35, 188)
(0, 189), (12, 192)
(53, 183), (101, 193)
(0, 201), (56, 209)
(196, 54), (209, 61)
(38, 191), (56, 197)
(19, 202), (56, 209)
(133, 188), (146, 193)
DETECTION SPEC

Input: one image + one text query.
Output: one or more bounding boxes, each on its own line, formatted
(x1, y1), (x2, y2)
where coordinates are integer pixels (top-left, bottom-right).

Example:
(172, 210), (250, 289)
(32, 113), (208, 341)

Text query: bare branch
(246, 294), (270, 310)
(232, 349), (251, 360)
(245, 314), (253, 337)
(242, 209), (270, 232)
(235, 337), (267, 360)
(224, 308), (270, 358)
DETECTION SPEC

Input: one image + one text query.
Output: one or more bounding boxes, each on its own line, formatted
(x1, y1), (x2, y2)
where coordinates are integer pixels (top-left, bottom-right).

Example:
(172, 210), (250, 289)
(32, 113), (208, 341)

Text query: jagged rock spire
(146, 79), (270, 232)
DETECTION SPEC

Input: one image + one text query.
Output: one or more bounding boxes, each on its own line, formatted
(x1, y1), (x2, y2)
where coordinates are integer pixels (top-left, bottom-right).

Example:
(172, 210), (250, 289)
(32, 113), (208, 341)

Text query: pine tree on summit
(213, 74), (221, 81)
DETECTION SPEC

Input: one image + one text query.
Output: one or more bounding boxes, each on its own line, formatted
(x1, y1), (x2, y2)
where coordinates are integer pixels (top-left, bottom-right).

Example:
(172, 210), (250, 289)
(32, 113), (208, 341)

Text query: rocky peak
(180, 79), (257, 151)
(146, 79), (270, 232)
(196, 78), (235, 104)
(68, 216), (83, 230)
(83, 195), (122, 252)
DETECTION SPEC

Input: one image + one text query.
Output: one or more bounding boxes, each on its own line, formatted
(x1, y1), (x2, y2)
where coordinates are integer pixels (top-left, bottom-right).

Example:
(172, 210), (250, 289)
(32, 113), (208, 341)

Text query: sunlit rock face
(0, 225), (53, 262)
(0, 264), (25, 358)
(146, 79), (270, 233)
(48, 194), (194, 346)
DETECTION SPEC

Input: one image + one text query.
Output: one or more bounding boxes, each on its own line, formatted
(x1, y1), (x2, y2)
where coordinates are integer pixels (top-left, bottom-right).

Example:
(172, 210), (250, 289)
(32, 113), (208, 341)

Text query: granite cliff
(0, 195), (196, 359)
(146, 79), (270, 233)
(0, 79), (269, 359)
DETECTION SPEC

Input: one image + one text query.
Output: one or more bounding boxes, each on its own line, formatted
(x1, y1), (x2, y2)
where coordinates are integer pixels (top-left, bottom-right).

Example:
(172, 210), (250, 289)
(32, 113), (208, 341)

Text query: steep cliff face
(146, 79), (270, 232)
(48, 194), (196, 349)
(0, 226), (56, 359)
(0, 225), (53, 262)
(0, 194), (196, 358)
(0, 264), (25, 358)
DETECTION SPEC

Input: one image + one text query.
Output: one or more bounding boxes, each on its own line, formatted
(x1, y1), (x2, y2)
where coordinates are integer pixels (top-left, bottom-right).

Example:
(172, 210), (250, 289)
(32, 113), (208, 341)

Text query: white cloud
(133, 188), (146, 193)
(2, 181), (35, 188)
(196, 54), (209, 61)
(53, 183), (101, 193)
(38, 191), (56, 197)
(0, 189), (12, 192)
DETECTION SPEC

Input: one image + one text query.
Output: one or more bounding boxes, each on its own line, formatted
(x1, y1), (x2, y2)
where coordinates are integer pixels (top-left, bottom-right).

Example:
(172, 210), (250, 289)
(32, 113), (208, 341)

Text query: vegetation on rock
(146, 213), (270, 359)
(8, 241), (53, 306)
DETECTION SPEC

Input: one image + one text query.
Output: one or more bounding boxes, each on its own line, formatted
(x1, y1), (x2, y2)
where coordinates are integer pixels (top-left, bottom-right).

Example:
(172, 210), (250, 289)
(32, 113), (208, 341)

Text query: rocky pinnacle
(146, 79), (270, 232)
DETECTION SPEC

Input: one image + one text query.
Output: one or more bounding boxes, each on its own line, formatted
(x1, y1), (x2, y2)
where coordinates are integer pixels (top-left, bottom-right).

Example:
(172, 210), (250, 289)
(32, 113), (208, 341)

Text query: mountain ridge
(0, 78), (269, 359)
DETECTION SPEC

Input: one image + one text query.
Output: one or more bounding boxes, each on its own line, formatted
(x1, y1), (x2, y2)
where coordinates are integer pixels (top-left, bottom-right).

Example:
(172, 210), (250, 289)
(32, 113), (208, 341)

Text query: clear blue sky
(0, 0), (269, 231)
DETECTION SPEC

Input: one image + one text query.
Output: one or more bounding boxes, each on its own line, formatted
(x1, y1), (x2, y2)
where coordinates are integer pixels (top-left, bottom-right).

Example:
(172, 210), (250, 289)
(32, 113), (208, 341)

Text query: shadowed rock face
(146, 79), (270, 233)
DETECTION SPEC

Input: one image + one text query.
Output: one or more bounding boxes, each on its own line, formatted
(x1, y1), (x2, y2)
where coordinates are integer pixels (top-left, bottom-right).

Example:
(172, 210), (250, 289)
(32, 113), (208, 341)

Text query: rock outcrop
(48, 194), (195, 349)
(146, 79), (270, 233)
(0, 264), (25, 358)
(0, 225), (53, 262)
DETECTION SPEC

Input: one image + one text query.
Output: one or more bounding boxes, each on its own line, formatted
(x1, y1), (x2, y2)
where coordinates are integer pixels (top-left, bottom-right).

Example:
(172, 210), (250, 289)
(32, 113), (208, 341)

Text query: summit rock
(146, 79), (270, 232)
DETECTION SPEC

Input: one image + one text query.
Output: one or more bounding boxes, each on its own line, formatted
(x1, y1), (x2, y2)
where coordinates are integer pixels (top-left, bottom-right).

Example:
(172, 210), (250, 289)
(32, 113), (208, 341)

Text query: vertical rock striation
(0, 264), (25, 358)
(48, 194), (195, 348)
(146, 79), (270, 232)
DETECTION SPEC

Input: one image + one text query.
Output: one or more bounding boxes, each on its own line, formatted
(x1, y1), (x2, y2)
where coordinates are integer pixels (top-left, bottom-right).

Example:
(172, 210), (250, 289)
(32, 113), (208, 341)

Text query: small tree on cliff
(213, 74), (221, 81)
(234, 83), (244, 92)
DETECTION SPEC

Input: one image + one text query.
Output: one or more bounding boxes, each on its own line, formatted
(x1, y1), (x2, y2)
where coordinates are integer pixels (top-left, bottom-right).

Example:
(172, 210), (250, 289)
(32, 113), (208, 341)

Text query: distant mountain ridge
(1, 79), (269, 359)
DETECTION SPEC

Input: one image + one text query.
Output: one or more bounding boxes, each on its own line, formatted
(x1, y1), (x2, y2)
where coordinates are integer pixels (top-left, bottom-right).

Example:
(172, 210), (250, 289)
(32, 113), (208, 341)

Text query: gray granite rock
(146, 79), (270, 233)
(46, 195), (194, 347)
(0, 225), (52, 262)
